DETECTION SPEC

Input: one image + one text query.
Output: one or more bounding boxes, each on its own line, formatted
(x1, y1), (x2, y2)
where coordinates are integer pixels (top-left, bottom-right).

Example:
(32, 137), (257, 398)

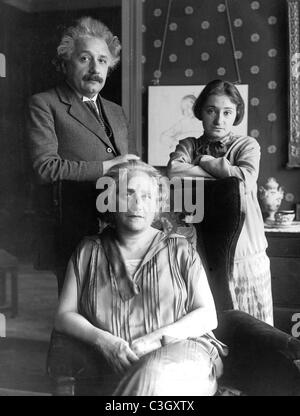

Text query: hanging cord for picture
(153, 0), (173, 85)
(225, 0), (242, 84)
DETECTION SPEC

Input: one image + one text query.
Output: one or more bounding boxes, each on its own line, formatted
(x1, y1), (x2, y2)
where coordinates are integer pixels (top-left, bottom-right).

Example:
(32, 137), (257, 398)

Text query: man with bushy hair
(27, 16), (138, 293)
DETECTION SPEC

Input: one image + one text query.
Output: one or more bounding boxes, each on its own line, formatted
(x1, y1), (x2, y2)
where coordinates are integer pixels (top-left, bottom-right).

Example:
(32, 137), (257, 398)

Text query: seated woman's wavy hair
(97, 160), (170, 226)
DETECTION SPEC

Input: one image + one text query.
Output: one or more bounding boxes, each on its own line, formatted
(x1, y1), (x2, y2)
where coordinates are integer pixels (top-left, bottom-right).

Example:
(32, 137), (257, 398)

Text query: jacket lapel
(56, 83), (116, 151)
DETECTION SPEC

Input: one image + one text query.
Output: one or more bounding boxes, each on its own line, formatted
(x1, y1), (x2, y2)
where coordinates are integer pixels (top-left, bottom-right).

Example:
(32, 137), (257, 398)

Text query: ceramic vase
(259, 177), (284, 225)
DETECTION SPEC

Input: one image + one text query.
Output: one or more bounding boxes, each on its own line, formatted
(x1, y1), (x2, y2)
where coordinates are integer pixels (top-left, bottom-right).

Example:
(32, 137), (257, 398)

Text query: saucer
(264, 220), (299, 228)
(274, 222), (296, 228)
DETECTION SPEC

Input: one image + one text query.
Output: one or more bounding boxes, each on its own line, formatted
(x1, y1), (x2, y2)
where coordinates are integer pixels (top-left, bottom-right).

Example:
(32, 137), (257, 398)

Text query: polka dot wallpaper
(141, 0), (300, 208)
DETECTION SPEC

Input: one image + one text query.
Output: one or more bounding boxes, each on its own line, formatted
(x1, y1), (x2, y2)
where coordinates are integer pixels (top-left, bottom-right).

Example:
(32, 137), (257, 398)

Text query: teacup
(274, 210), (295, 225)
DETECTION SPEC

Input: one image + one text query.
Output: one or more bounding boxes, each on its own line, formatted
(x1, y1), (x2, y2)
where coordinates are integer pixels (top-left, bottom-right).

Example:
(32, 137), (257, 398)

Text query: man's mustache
(83, 74), (104, 83)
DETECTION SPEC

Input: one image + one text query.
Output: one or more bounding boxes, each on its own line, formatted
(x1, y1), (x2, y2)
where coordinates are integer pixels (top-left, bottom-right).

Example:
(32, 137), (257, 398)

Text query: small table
(0, 249), (18, 317)
(265, 223), (300, 335)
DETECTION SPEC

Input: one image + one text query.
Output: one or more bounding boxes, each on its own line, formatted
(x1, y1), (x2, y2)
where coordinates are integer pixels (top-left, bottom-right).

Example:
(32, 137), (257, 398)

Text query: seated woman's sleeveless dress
(71, 228), (227, 396)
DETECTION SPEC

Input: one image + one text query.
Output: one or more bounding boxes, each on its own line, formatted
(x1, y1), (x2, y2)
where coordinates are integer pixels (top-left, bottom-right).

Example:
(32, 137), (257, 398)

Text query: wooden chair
(46, 177), (300, 395)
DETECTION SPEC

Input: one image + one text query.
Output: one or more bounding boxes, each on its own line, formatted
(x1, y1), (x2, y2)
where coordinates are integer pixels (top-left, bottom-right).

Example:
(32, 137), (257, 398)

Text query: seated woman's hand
(96, 333), (139, 375)
(130, 335), (162, 358)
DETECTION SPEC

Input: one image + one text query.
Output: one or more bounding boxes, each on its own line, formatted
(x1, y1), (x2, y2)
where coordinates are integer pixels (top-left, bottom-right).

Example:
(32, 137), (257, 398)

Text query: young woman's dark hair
(193, 79), (245, 126)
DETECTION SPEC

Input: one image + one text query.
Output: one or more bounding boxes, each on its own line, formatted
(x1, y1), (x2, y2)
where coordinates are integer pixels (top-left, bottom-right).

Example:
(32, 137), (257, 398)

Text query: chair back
(191, 177), (246, 312)
(167, 176), (245, 312)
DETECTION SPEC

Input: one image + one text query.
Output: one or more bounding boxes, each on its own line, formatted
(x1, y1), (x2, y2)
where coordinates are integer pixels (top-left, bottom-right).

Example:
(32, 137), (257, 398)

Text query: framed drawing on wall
(148, 85), (248, 166)
(287, 0), (300, 167)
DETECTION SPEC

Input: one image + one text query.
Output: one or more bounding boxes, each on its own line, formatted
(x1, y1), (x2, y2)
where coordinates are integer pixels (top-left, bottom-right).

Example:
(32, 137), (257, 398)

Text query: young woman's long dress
(167, 134), (273, 325)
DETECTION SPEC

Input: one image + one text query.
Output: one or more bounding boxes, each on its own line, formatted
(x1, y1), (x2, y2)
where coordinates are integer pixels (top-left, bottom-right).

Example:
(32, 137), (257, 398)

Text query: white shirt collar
(82, 95), (98, 103)
(66, 81), (98, 103)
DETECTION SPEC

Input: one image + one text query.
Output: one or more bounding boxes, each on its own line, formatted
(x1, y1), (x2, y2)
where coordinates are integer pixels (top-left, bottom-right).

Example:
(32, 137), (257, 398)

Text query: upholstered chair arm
(46, 330), (103, 396)
(215, 310), (300, 396)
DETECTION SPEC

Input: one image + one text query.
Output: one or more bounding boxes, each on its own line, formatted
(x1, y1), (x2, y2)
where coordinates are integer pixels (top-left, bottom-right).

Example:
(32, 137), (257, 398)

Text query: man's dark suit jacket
(26, 82), (130, 276)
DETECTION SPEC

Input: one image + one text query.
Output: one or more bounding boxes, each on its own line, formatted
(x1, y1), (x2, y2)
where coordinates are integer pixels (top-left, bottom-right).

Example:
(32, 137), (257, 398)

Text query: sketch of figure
(159, 94), (203, 152)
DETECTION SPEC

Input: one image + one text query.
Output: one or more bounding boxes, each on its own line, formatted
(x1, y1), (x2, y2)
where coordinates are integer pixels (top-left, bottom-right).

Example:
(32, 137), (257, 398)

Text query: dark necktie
(208, 141), (227, 157)
(84, 100), (106, 130)
(198, 134), (233, 158)
(84, 99), (114, 143)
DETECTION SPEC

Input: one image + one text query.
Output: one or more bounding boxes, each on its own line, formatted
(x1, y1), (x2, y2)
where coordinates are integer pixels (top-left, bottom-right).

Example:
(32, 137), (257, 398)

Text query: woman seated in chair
(54, 160), (227, 396)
